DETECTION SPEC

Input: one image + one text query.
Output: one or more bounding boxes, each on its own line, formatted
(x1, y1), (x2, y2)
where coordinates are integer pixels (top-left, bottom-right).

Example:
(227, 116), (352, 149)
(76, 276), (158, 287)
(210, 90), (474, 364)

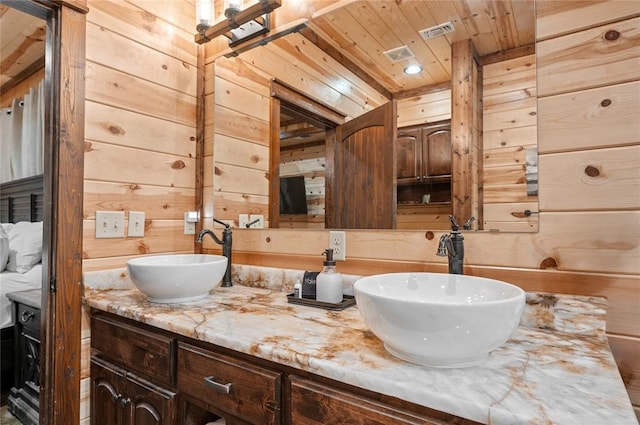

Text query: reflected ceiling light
(195, 0), (282, 46)
(403, 65), (423, 75)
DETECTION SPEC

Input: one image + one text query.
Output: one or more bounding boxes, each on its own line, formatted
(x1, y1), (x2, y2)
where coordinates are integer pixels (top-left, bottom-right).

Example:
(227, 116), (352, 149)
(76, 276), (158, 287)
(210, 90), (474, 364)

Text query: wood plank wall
(482, 53), (538, 232)
(82, 0), (198, 271)
(203, 2), (640, 416)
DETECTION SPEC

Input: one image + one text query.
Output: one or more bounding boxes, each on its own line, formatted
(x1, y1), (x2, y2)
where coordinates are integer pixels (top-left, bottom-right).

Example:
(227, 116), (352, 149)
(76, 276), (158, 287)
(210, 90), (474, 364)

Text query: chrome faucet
(197, 218), (233, 287)
(436, 215), (474, 275)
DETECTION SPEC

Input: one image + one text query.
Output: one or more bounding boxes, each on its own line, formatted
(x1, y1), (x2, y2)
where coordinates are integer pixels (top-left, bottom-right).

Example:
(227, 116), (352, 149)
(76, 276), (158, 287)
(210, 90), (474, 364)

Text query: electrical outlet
(95, 211), (125, 239)
(239, 214), (249, 228)
(329, 230), (346, 261)
(248, 214), (264, 229)
(128, 211), (145, 237)
(184, 212), (196, 235)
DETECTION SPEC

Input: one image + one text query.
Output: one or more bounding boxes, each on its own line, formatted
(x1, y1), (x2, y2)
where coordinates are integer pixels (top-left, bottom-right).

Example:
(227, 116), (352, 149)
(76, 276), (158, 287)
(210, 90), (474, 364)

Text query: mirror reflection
(0, 2), (47, 423)
(212, 0), (538, 232)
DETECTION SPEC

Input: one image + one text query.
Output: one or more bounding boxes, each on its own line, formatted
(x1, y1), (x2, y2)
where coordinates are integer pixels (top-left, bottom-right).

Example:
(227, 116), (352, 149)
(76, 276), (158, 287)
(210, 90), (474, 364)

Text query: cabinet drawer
(16, 303), (40, 334)
(177, 342), (281, 425)
(289, 376), (457, 425)
(91, 313), (175, 385)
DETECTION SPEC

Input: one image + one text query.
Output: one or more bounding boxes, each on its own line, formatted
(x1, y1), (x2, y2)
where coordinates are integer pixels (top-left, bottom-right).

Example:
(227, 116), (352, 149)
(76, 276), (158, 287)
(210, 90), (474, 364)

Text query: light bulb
(196, 0), (214, 30)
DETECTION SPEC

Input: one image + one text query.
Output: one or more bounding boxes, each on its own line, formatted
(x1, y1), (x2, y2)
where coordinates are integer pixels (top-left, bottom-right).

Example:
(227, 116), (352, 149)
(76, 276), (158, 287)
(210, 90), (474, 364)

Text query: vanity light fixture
(195, 0), (282, 46)
(403, 64), (423, 75)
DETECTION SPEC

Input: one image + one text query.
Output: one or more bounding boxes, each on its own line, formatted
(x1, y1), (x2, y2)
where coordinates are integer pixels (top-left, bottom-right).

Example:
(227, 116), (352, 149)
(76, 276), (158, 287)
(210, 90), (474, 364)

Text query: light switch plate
(239, 214), (249, 228)
(96, 211), (125, 239)
(128, 211), (145, 237)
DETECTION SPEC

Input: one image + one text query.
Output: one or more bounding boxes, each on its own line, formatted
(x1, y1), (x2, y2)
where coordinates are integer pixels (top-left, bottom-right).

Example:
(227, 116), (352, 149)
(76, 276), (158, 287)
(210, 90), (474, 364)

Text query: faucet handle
(463, 217), (476, 230)
(448, 215), (459, 231)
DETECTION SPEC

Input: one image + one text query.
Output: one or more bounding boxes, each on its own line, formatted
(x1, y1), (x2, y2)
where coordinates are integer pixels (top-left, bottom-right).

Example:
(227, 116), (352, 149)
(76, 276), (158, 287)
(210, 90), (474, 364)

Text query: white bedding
(0, 263), (42, 329)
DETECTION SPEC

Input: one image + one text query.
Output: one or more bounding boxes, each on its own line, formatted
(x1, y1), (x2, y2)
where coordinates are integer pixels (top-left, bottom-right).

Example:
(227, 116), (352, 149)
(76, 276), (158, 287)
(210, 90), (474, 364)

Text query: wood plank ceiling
(305, 0), (535, 95)
(0, 4), (46, 92)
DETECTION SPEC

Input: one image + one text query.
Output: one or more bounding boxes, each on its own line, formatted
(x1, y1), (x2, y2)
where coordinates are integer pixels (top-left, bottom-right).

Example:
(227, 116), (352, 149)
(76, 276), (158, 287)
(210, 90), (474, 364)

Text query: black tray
(286, 294), (356, 310)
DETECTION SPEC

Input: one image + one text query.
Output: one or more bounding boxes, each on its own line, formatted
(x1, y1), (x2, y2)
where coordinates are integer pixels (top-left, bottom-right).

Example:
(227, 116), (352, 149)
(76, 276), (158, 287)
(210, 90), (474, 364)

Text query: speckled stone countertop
(83, 265), (637, 425)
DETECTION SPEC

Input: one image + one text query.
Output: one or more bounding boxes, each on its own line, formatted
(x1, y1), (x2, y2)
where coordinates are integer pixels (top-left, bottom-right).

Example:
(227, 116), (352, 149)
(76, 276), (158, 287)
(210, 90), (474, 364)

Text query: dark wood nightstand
(6, 289), (41, 425)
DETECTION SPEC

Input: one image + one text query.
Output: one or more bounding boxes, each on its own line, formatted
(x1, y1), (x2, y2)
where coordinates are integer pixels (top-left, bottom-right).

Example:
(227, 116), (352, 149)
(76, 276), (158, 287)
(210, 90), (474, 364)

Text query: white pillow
(0, 226), (9, 272)
(6, 221), (43, 273)
(1, 222), (14, 234)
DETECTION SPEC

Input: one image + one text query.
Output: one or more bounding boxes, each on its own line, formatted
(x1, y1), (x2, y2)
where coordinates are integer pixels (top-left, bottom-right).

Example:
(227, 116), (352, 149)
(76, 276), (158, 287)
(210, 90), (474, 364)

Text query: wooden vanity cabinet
(91, 357), (176, 425)
(177, 342), (281, 425)
(91, 311), (478, 425)
(90, 313), (177, 425)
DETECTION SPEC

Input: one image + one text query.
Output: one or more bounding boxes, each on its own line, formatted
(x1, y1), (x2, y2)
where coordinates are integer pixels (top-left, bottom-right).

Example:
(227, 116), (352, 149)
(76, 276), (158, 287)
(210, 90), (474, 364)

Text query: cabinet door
(91, 358), (125, 425)
(424, 127), (451, 177)
(125, 373), (176, 425)
(397, 128), (422, 182)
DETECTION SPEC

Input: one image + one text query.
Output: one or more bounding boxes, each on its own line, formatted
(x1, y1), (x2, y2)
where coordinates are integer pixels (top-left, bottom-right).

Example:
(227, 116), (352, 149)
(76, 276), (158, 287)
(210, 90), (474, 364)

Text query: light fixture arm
(195, 0), (282, 45)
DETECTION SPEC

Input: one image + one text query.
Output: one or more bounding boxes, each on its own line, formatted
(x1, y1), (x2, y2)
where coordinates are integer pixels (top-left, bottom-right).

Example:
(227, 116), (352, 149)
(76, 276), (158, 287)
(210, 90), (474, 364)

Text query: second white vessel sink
(127, 254), (227, 303)
(354, 272), (525, 368)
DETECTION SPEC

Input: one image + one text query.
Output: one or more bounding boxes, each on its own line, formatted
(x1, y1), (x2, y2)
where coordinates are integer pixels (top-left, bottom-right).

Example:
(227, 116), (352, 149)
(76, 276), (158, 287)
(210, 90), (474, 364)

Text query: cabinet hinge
(49, 275), (57, 293)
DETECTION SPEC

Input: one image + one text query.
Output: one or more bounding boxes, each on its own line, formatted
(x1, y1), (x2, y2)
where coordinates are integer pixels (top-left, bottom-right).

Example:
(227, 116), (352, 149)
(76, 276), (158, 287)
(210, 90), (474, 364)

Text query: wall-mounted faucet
(436, 215), (474, 275)
(197, 218), (233, 287)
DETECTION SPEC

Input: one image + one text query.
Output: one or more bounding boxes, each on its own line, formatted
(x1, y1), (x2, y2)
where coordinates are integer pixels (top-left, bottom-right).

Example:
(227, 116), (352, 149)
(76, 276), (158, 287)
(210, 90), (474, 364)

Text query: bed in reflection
(0, 175), (43, 424)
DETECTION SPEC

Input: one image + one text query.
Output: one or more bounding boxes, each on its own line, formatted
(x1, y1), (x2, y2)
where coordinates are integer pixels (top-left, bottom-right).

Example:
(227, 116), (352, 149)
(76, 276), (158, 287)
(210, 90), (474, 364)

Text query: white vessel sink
(127, 254), (227, 303)
(354, 272), (525, 368)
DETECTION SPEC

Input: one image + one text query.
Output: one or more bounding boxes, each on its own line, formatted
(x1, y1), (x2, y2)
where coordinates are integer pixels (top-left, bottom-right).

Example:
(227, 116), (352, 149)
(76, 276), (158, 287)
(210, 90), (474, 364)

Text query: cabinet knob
(119, 397), (131, 408)
(21, 311), (35, 322)
(204, 376), (233, 394)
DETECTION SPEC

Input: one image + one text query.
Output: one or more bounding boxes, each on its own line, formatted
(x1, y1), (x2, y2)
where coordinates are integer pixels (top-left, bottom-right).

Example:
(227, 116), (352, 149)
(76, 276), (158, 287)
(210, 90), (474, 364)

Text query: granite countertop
(83, 266), (637, 425)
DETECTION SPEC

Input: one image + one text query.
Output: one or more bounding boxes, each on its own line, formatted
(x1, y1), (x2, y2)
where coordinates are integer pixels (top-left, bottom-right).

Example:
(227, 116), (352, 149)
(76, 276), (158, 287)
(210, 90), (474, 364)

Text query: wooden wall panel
(538, 81), (640, 154)
(482, 53), (537, 230)
(537, 16), (640, 97)
(397, 89), (451, 128)
(83, 0), (197, 269)
(536, 0), (640, 40)
(85, 102), (196, 156)
(539, 146), (640, 211)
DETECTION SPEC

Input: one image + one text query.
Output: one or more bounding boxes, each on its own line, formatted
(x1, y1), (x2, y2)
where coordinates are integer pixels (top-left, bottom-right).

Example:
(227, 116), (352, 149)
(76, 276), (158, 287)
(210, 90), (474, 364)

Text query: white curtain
(0, 79), (44, 183)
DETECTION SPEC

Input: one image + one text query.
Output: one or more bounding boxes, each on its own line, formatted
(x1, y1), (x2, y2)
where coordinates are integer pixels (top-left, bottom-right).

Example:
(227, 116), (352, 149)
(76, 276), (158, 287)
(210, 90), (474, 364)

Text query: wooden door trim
(37, 2), (87, 424)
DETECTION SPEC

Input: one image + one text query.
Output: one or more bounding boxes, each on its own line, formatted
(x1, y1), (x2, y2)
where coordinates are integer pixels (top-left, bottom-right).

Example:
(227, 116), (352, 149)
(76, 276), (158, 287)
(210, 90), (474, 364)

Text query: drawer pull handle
(204, 376), (233, 394)
(21, 311), (35, 322)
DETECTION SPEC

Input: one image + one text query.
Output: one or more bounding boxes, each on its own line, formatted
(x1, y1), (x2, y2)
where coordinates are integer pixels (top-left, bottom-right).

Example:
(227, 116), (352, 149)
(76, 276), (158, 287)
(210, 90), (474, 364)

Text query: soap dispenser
(316, 249), (343, 304)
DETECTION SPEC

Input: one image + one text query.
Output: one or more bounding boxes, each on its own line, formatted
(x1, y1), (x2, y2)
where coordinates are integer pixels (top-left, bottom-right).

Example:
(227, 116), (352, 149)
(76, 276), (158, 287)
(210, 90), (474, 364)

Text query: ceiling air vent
(383, 45), (415, 63)
(420, 21), (455, 40)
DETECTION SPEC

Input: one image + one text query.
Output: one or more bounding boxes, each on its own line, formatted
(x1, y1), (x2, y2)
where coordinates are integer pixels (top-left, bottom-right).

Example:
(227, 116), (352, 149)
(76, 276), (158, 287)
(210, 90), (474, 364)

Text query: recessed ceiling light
(404, 65), (423, 75)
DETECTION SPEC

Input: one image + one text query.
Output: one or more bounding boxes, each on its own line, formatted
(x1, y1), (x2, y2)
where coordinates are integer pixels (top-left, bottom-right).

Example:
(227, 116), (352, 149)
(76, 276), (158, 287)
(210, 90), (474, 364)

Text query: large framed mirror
(210, 0), (538, 233)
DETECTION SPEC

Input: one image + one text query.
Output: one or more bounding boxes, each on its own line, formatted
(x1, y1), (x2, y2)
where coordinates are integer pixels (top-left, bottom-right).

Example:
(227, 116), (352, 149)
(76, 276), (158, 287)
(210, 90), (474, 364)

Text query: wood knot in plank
(584, 165), (600, 177)
(600, 99), (612, 107)
(84, 142), (94, 152)
(250, 155), (260, 163)
(425, 231), (435, 240)
(128, 184), (140, 191)
(106, 123), (124, 135)
(214, 166), (222, 176)
(540, 257), (558, 269)
(171, 160), (186, 169)
(604, 30), (620, 41)
(137, 241), (150, 254)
